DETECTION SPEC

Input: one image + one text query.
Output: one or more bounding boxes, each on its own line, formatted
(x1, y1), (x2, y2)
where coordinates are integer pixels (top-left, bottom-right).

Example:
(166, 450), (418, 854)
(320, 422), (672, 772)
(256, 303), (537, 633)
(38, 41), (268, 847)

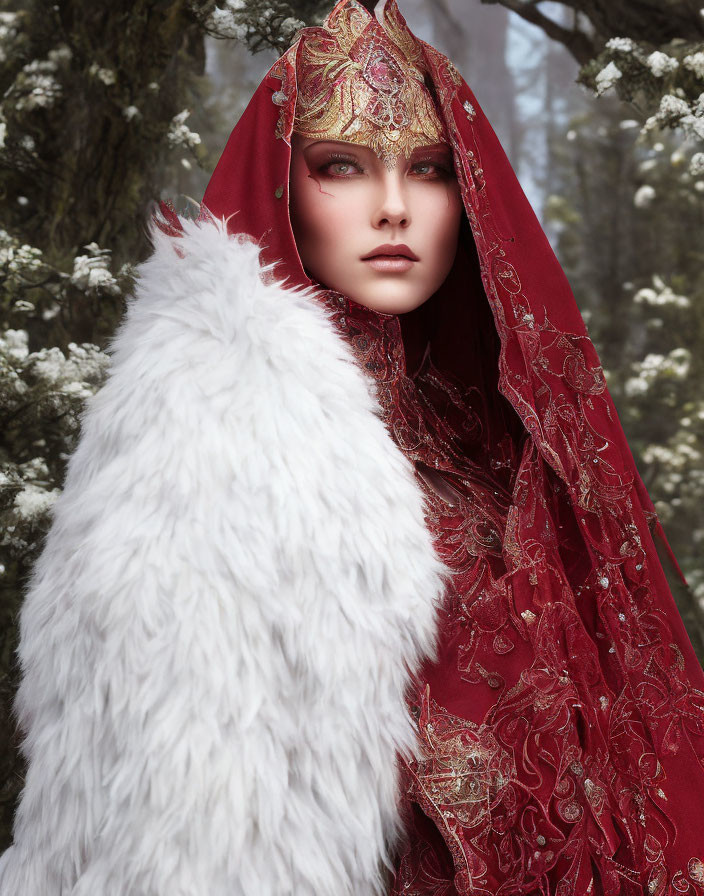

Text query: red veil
(178, 0), (704, 892)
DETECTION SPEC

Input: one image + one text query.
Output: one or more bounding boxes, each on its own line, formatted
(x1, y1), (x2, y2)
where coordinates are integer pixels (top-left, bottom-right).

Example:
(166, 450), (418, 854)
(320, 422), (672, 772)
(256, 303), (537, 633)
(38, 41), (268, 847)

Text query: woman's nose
(372, 171), (410, 229)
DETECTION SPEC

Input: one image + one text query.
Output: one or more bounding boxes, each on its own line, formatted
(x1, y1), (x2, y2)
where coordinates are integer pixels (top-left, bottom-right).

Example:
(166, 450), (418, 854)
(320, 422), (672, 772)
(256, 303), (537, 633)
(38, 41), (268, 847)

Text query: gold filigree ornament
(291, 0), (448, 168)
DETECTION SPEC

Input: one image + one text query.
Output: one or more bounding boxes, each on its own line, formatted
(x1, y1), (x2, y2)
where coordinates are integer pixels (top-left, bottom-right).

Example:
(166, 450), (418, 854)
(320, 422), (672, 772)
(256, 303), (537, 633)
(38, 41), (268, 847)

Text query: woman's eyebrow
(411, 144), (453, 157)
(305, 140), (365, 152)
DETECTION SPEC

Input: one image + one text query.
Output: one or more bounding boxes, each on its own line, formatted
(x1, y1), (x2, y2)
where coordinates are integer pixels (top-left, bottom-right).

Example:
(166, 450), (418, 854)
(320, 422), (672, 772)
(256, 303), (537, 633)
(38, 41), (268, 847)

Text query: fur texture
(0, 218), (448, 895)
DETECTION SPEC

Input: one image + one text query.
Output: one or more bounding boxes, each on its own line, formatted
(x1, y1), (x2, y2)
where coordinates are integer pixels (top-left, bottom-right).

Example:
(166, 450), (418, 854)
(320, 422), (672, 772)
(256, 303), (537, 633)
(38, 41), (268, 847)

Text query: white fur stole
(0, 217), (447, 895)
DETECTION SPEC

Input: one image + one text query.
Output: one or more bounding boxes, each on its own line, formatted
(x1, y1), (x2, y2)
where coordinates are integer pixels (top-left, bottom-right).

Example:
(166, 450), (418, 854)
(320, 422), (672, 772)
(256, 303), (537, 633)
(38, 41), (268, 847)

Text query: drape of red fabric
(195, 1), (704, 892)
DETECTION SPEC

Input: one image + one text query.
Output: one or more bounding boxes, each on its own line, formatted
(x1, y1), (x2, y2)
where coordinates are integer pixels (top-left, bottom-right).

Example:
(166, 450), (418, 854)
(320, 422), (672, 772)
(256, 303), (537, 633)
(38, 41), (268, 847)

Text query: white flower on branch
(658, 94), (691, 122)
(70, 242), (120, 295)
(0, 11), (20, 65)
(1, 327), (108, 411)
(691, 152), (704, 176)
(167, 109), (201, 149)
(634, 185), (656, 208)
(15, 69), (61, 111)
(634, 277), (690, 308)
(206, 0), (247, 40)
(680, 114), (704, 140)
(595, 61), (622, 96)
(88, 63), (116, 86)
(18, 457), (49, 481)
(280, 17), (305, 38)
(0, 230), (43, 275)
(638, 158), (658, 174)
(643, 439), (702, 469)
(0, 328), (29, 362)
(28, 341), (108, 392)
(625, 348), (692, 397)
(3, 244), (43, 273)
(606, 37), (636, 53)
(42, 302), (61, 321)
(624, 376), (649, 397)
(646, 51), (679, 78)
(13, 483), (60, 521)
(12, 47), (70, 112)
(684, 52), (704, 80)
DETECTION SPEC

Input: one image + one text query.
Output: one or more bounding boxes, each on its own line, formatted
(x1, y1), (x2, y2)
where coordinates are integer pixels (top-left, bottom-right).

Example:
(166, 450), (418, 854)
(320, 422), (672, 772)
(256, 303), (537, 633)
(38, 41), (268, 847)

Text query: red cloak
(188, 1), (704, 892)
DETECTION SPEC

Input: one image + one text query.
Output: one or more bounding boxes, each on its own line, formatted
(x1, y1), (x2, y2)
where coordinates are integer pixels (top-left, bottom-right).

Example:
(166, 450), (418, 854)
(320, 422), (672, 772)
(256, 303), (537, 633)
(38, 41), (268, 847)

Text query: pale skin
(289, 133), (464, 315)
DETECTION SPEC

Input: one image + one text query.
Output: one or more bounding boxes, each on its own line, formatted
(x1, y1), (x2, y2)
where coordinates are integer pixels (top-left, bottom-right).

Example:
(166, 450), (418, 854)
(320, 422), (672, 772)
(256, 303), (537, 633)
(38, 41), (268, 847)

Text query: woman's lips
(363, 255), (416, 273)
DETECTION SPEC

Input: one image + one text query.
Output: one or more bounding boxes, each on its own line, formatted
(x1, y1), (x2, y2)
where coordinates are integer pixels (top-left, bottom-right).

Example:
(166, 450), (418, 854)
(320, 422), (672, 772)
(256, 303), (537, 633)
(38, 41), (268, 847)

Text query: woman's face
(289, 134), (463, 314)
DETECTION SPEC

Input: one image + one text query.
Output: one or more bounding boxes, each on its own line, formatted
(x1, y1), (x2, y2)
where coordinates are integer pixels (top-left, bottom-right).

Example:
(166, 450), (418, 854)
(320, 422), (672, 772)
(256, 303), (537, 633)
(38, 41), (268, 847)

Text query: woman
(2, 1), (703, 894)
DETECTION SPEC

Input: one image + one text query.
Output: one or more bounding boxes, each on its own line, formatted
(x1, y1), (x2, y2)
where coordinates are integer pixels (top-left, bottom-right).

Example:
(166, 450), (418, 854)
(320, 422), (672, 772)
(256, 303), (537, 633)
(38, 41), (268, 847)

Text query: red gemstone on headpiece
(363, 51), (403, 93)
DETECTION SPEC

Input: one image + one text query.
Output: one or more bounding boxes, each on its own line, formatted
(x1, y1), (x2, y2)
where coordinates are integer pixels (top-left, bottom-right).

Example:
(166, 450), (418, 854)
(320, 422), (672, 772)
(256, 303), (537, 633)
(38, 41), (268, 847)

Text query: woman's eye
(321, 160), (362, 177)
(412, 161), (451, 178)
(316, 156), (453, 179)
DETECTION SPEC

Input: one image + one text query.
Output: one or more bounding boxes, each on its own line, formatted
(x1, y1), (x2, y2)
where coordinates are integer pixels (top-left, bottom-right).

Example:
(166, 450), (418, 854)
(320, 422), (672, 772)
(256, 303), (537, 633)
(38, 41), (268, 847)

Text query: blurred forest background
(0, 0), (702, 849)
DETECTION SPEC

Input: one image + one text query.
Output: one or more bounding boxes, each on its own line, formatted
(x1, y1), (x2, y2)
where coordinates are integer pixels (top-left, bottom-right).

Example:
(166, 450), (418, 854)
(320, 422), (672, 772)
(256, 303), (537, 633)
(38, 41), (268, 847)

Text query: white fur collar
(0, 217), (448, 895)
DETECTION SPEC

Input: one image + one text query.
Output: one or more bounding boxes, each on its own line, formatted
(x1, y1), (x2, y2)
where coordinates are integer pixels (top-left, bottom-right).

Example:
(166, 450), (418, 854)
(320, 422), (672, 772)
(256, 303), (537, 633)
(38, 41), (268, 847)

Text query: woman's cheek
(318, 201), (359, 245)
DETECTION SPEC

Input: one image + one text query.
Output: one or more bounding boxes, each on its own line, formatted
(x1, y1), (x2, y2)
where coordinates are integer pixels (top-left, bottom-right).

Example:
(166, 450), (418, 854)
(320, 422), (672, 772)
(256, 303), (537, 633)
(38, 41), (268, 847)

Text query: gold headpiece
(291, 0), (448, 168)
